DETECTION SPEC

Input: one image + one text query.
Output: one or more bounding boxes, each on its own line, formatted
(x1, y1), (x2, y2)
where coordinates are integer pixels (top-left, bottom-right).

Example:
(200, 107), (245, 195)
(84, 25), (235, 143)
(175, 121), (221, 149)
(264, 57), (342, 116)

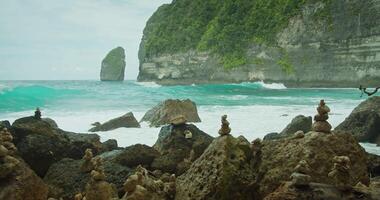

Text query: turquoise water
(0, 80), (365, 113)
(0, 80), (378, 155)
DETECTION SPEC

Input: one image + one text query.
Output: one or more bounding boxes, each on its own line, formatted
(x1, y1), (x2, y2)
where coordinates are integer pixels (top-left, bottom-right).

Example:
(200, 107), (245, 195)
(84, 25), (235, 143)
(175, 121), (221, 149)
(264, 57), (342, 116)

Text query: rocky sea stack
(100, 47), (126, 81)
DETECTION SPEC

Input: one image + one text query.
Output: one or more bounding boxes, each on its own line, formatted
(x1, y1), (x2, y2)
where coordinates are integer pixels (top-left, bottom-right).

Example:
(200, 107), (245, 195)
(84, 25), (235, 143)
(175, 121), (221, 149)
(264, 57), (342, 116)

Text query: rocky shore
(0, 97), (380, 200)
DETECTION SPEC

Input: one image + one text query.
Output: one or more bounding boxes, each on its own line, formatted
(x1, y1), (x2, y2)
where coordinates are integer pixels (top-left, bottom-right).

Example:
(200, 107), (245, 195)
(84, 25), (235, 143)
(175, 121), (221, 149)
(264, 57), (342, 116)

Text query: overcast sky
(0, 0), (171, 80)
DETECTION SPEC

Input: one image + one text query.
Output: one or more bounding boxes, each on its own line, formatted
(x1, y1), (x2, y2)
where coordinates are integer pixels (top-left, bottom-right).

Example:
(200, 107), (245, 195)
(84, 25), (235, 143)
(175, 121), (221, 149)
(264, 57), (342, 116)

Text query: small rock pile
(290, 160), (312, 187)
(328, 156), (351, 187)
(80, 148), (95, 173)
(76, 157), (117, 200)
(218, 115), (231, 136)
(0, 128), (19, 178)
(312, 100), (332, 133)
(122, 165), (176, 200)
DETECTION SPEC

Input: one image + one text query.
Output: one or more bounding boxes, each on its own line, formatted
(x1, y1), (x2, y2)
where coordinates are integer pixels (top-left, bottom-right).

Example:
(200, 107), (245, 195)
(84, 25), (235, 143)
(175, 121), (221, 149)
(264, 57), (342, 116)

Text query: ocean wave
(218, 95), (249, 101)
(255, 81), (287, 89)
(0, 84), (10, 93)
(135, 81), (161, 88)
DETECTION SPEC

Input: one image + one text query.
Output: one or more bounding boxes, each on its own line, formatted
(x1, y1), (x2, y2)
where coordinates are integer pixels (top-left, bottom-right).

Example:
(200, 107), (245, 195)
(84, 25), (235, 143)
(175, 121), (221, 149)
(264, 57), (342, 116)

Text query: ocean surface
(0, 80), (379, 155)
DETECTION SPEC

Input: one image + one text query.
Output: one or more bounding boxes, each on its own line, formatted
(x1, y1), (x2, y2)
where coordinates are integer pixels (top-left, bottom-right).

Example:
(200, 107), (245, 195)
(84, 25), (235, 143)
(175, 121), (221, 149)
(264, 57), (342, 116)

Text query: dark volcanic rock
(42, 118), (58, 129)
(89, 112), (140, 132)
(264, 182), (380, 200)
(151, 124), (213, 174)
(280, 115), (312, 136)
(141, 99), (201, 127)
(11, 116), (103, 177)
(114, 144), (159, 168)
(0, 159), (49, 200)
(0, 121), (11, 130)
(44, 152), (132, 200)
(255, 131), (369, 198)
(264, 115), (312, 140)
(175, 135), (255, 200)
(100, 46), (126, 81)
(336, 96), (380, 145)
(101, 139), (119, 152)
(368, 153), (380, 178)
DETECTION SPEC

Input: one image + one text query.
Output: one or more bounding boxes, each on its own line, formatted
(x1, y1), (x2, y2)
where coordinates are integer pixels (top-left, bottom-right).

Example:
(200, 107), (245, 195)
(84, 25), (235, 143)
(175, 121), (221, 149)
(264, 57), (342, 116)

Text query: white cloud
(0, 0), (171, 80)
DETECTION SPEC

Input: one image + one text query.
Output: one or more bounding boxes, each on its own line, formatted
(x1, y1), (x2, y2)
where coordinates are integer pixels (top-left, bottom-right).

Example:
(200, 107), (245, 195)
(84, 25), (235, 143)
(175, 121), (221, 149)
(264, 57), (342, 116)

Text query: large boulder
(255, 131), (369, 198)
(280, 115), (312, 136)
(100, 46), (126, 81)
(141, 99), (201, 127)
(44, 151), (132, 200)
(264, 182), (380, 200)
(89, 112), (140, 132)
(335, 96), (380, 145)
(0, 159), (49, 200)
(151, 124), (213, 174)
(11, 116), (104, 177)
(264, 115), (312, 140)
(114, 144), (159, 168)
(175, 135), (256, 200)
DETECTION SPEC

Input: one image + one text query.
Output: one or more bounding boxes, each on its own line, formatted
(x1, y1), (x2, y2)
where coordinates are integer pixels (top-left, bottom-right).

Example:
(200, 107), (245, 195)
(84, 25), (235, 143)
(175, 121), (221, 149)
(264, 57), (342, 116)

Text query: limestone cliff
(138, 0), (380, 87)
(100, 47), (126, 81)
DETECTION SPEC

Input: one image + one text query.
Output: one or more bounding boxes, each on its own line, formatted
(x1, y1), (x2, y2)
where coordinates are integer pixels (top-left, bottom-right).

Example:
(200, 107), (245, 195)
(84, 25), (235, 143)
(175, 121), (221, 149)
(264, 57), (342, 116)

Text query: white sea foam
(256, 81), (287, 89)
(218, 95), (248, 100)
(1, 103), (379, 155)
(0, 84), (9, 93)
(134, 81), (161, 88)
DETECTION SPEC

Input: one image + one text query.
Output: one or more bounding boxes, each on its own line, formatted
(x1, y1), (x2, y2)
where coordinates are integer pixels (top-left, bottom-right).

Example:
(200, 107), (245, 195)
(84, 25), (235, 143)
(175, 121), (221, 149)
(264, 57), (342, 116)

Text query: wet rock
(175, 135), (255, 200)
(141, 99), (201, 127)
(114, 144), (159, 168)
(151, 124), (213, 174)
(89, 112), (140, 132)
(255, 131), (369, 198)
(336, 96), (380, 145)
(11, 116), (103, 177)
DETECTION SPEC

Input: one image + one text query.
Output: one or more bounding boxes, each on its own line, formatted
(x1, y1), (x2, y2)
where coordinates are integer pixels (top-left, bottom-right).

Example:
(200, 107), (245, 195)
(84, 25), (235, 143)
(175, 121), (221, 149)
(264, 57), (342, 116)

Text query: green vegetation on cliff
(142, 0), (333, 68)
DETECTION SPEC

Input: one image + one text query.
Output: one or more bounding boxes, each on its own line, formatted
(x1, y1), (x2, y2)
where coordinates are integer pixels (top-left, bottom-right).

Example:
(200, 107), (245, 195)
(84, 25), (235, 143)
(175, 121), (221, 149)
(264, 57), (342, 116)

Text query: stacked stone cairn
(122, 165), (176, 200)
(76, 157), (116, 200)
(290, 160), (312, 187)
(0, 128), (20, 179)
(80, 148), (95, 173)
(312, 100), (332, 133)
(328, 156), (351, 187)
(218, 115), (231, 136)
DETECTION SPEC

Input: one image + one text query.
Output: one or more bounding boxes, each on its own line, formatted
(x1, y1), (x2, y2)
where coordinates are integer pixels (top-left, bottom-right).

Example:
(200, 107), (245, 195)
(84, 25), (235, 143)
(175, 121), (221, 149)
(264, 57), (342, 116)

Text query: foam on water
(255, 81), (287, 89)
(134, 81), (161, 88)
(0, 80), (379, 155)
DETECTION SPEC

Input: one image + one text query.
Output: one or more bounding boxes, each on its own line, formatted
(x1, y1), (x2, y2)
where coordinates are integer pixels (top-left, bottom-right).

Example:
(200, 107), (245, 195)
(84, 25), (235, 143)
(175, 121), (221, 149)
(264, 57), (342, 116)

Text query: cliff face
(138, 0), (380, 87)
(100, 47), (126, 81)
